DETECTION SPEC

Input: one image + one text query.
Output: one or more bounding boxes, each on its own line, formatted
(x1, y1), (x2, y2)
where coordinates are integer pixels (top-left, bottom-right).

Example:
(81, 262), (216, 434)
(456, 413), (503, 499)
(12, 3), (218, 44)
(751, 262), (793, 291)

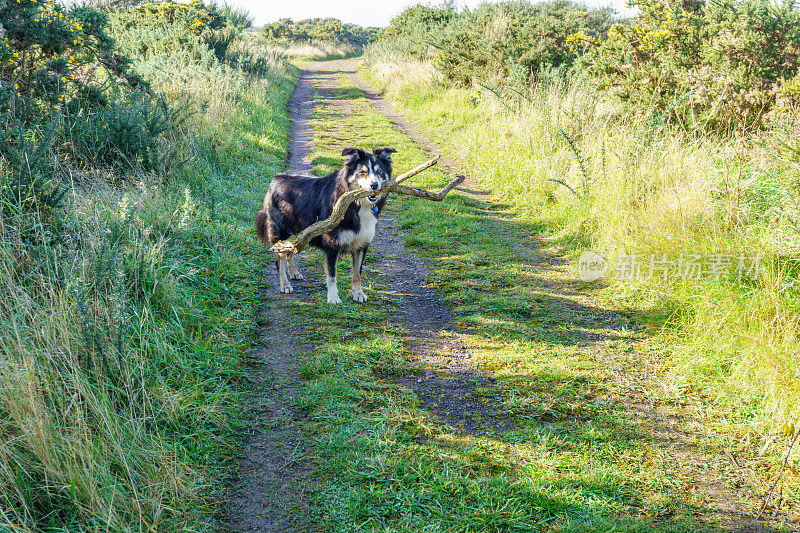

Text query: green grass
(274, 70), (786, 530)
(357, 53), (800, 443)
(0, 21), (297, 531)
(358, 51), (800, 520)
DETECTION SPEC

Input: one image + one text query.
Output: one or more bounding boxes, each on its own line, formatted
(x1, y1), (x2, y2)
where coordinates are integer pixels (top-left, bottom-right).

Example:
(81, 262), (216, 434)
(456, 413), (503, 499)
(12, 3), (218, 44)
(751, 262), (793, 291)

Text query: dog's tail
(256, 209), (270, 244)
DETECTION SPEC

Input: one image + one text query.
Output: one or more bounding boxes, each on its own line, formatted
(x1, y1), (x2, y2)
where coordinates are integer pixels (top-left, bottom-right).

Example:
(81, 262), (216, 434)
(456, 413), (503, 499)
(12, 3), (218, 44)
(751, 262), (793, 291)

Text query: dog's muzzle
(368, 182), (380, 202)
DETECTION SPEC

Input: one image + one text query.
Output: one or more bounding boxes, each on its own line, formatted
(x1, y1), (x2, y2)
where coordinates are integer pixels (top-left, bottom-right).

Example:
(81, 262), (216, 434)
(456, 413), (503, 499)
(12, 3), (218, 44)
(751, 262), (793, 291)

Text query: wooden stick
(269, 157), (459, 257)
(269, 187), (372, 256)
(395, 175), (464, 201)
(394, 154), (441, 185)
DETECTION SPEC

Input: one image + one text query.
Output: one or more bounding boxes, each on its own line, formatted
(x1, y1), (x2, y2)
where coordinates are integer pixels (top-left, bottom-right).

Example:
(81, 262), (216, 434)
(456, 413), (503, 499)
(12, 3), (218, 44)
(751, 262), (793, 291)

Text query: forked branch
(269, 156), (463, 256)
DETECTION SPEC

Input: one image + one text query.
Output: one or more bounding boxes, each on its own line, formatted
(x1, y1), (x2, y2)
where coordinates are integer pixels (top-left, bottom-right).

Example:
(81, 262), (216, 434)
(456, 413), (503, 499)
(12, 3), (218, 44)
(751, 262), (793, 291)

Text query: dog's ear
(341, 148), (361, 162)
(373, 147), (397, 163)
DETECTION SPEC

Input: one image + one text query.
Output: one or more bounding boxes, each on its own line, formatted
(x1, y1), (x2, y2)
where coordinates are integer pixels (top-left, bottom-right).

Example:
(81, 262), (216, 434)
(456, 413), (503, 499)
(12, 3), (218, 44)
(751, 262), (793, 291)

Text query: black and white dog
(256, 147), (396, 303)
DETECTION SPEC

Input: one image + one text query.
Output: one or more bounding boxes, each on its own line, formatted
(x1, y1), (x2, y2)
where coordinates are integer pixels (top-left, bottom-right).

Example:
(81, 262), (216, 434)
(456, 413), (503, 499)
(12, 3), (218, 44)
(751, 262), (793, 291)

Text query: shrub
(261, 17), (378, 51)
(0, 0), (180, 207)
(131, 0), (236, 59)
(216, 1), (253, 30)
(384, 4), (457, 37)
(380, 1), (614, 89)
(0, 0), (144, 127)
(0, 123), (65, 225)
(61, 87), (178, 172)
(262, 18), (299, 41)
(0, 0), (148, 222)
(577, 0), (800, 131)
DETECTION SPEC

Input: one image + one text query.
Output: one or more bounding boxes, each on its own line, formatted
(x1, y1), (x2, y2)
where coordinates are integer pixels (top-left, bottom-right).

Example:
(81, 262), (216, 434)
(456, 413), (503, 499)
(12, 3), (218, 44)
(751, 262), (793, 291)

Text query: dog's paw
(327, 293), (342, 304)
(280, 284), (294, 294)
(289, 271), (304, 280)
(352, 290), (368, 303)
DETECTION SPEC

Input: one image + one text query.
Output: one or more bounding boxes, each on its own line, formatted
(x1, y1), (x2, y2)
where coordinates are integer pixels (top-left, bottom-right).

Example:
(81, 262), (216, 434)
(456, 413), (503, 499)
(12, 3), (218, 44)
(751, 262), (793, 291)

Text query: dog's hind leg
(276, 253), (294, 294)
(287, 254), (304, 280)
(323, 249), (341, 304)
(351, 246), (368, 303)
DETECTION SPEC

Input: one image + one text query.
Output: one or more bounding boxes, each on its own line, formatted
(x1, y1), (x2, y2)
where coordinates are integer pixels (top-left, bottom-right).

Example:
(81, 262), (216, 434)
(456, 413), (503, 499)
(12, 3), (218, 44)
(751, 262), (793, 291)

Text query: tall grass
(362, 49), (800, 433)
(272, 40), (357, 61)
(0, 8), (294, 531)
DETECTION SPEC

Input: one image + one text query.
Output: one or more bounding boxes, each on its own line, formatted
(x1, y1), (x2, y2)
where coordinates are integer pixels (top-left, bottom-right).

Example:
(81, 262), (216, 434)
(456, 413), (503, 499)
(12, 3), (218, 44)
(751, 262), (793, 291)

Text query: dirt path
(304, 60), (512, 435)
(226, 59), (780, 531)
(224, 72), (317, 533)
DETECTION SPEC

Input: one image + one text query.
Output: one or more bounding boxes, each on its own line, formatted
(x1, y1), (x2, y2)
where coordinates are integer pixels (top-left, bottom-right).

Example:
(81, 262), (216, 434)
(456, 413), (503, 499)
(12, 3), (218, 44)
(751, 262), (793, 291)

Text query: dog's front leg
(323, 249), (341, 304)
(351, 246), (368, 303)
(277, 253), (293, 294)
(287, 254), (304, 280)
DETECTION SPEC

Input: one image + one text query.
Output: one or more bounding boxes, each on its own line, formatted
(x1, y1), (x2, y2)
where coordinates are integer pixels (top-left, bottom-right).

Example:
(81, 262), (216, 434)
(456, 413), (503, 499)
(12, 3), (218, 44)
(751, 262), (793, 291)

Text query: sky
(231, 0), (637, 28)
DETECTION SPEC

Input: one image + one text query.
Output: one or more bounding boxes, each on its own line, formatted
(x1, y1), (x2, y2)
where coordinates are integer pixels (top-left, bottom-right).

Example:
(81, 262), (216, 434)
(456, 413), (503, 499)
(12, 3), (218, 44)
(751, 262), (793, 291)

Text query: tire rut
(224, 71), (316, 533)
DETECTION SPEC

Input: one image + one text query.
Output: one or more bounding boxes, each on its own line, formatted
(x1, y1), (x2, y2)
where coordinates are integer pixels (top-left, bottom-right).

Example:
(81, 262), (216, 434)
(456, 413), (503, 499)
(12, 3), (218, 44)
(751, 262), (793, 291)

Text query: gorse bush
(576, 0), (800, 131)
(0, 123), (65, 225)
(0, 0), (184, 219)
(377, 0), (800, 130)
(61, 87), (179, 172)
(261, 17), (378, 55)
(378, 1), (614, 88)
(217, 1), (253, 30)
(134, 0), (226, 33)
(131, 0), (236, 59)
(0, 0), (144, 126)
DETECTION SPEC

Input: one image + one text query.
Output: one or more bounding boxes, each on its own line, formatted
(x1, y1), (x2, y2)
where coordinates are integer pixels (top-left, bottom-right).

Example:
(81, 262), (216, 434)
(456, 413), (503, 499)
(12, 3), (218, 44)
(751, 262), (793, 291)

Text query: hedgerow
(376, 0), (800, 130)
(262, 17), (378, 54)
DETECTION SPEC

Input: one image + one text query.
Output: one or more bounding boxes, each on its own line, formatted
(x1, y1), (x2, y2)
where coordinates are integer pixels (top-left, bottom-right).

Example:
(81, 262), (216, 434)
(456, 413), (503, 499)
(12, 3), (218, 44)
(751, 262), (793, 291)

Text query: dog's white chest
(339, 204), (377, 251)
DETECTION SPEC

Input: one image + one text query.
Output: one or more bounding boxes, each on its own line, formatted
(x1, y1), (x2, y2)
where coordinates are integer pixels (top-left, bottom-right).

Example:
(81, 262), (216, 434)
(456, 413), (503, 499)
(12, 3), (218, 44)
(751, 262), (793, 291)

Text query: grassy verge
(280, 69), (787, 530)
(359, 49), (800, 490)
(0, 20), (296, 532)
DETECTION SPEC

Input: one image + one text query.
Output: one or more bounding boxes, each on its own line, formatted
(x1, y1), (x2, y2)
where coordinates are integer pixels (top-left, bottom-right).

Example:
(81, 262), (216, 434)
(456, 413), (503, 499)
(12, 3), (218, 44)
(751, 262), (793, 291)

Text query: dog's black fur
(256, 147), (396, 303)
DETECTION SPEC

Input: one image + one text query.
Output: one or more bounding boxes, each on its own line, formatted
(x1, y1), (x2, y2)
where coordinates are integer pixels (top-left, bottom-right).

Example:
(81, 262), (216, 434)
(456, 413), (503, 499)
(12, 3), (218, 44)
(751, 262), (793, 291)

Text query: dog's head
(341, 147), (397, 200)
